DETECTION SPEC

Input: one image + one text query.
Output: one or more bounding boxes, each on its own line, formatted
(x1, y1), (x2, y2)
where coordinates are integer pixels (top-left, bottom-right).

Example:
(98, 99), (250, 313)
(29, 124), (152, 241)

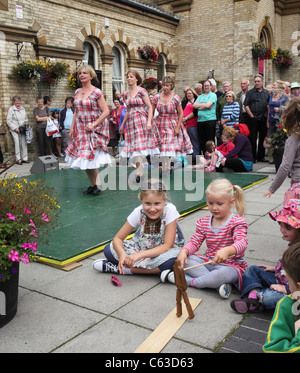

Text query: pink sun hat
(269, 199), (300, 229)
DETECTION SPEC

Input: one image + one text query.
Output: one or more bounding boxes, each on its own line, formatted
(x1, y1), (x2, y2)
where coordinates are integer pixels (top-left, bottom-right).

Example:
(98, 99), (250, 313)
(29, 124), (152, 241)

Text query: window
(83, 41), (96, 68)
(112, 45), (124, 96)
(157, 54), (166, 81)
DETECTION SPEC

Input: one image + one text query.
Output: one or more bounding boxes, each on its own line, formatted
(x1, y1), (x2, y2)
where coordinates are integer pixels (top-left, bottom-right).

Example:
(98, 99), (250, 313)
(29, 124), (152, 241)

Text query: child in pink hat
(231, 199), (300, 314)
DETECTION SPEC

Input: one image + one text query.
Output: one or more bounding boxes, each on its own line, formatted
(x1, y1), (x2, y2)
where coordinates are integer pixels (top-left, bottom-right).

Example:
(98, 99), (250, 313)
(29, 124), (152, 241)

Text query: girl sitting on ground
(161, 178), (248, 299)
(93, 179), (185, 275)
(231, 199), (300, 314)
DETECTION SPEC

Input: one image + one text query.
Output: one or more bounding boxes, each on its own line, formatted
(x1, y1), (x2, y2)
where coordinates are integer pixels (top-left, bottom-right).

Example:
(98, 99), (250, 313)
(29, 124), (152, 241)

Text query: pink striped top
(184, 214), (248, 290)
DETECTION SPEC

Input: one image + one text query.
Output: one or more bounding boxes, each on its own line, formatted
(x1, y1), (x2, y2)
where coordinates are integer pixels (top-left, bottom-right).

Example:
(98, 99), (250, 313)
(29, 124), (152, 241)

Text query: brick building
(0, 0), (299, 158)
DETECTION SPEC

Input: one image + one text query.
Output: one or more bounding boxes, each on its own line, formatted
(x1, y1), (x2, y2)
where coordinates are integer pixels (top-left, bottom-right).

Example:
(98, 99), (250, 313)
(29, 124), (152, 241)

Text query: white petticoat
(65, 148), (111, 170)
(119, 148), (160, 160)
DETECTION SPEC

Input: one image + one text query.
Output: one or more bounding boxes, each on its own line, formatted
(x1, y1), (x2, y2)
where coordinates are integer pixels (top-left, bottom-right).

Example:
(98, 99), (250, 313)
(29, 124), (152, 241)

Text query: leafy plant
(265, 124), (288, 155)
(141, 77), (162, 91)
(0, 174), (60, 282)
(137, 45), (158, 62)
(9, 59), (70, 86)
(252, 42), (272, 60)
(273, 48), (293, 68)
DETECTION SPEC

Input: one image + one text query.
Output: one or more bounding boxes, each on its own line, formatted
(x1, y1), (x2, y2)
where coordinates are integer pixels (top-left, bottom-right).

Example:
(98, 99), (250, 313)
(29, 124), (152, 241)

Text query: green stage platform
(28, 167), (267, 268)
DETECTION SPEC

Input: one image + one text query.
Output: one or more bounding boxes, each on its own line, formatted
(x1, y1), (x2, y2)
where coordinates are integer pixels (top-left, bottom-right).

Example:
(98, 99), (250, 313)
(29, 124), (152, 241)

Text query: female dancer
(65, 65), (110, 195)
(152, 76), (192, 173)
(119, 70), (159, 182)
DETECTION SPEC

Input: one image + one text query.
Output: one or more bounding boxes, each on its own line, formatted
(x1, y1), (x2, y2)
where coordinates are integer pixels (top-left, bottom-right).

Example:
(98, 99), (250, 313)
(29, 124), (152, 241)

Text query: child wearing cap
(263, 242), (300, 353)
(231, 199), (300, 314)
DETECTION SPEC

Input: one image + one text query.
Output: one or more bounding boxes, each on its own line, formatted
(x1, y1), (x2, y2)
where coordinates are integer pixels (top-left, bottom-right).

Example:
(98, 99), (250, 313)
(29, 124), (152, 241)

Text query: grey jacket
(6, 105), (28, 131)
(269, 133), (300, 194)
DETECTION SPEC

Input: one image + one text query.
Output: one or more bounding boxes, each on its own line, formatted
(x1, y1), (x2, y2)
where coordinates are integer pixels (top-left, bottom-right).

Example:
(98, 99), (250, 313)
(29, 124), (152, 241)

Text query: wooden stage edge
(37, 176), (268, 272)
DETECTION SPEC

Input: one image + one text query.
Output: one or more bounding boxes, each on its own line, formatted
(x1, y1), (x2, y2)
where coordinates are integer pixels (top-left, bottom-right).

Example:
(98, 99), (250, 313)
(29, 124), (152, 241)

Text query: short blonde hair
(206, 178), (246, 216)
(162, 76), (175, 90)
(77, 65), (99, 86)
(225, 90), (236, 100)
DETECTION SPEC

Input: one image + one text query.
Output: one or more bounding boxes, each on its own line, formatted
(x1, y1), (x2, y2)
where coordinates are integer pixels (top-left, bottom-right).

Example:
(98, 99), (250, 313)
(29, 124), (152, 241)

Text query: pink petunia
(42, 213), (49, 222)
(9, 250), (20, 262)
(24, 207), (31, 214)
(31, 229), (38, 238)
(7, 213), (15, 220)
(21, 252), (29, 264)
(31, 241), (37, 251)
(29, 219), (36, 228)
(22, 242), (32, 250)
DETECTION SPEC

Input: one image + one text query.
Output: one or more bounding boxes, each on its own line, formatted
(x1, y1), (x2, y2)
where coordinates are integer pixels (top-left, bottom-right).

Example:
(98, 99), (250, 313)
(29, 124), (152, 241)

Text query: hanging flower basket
(141, 77), (162, 91)
(137, 45), (158, 62)
(67, 71), (78, 89)
(252, 42), (273, 60)
(273, 48), (293, 68)
(9, 59), (70, 86)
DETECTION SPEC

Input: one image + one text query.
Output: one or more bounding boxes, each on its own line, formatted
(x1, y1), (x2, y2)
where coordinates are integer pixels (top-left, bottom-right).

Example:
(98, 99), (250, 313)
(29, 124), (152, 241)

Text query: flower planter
(141, 51), (149, 60)
(0, 262), (19, 328)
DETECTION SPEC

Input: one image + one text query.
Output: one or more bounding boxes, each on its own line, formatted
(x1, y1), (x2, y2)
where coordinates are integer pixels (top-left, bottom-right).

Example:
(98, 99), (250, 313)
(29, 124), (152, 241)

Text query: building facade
(0, 0), (299, 157)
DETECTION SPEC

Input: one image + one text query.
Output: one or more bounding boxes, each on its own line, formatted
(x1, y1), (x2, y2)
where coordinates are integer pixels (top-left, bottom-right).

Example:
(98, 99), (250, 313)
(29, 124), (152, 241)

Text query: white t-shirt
(127, 202), (180, 228)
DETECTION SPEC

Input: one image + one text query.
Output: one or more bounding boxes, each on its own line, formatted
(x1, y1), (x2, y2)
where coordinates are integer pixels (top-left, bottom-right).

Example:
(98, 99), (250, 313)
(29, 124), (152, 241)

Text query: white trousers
(10, 130), (28, 161)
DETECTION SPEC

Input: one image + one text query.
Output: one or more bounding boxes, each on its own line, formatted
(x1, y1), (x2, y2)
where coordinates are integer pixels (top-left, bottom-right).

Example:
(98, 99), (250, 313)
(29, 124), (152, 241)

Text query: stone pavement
(0, 159), (290, 354)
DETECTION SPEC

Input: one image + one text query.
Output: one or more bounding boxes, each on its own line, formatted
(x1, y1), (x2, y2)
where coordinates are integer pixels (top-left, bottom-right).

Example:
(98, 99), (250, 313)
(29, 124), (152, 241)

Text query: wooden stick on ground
(183, 255), (235, 272)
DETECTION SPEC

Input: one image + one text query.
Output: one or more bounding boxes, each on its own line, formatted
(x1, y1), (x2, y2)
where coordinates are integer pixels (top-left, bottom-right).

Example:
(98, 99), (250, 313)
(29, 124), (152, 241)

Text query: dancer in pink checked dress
(65, 65), (110, 196)
(152, 76), (193, 174)
(119, 70), (160, 183)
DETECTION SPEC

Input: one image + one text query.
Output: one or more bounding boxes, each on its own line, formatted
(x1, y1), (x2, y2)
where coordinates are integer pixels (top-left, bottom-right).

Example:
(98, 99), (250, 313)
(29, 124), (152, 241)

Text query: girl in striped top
(161, 178), (248, 298)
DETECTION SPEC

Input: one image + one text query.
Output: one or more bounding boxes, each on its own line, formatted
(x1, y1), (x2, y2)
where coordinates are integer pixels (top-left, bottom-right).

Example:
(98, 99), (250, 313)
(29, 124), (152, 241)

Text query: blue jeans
(241, 266), (285, 310)
(187, 126), (200, 160)
(103, 243), (176, 272)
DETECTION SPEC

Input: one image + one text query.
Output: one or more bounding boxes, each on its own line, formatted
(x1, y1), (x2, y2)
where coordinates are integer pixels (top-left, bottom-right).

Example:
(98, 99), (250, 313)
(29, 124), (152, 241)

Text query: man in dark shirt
(244, 74), (270, 162)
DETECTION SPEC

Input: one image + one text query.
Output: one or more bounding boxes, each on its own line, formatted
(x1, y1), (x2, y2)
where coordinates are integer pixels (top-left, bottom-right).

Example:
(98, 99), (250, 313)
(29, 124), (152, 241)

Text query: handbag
(25, 125), (34, 144)
(45, 117), (58, 136)
(19, 126), (26, 134)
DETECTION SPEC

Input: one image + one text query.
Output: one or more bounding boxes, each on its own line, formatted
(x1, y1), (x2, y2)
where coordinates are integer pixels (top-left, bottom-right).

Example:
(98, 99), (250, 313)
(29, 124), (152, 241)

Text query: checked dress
(65, 88), (111, 170)
(153, 94), (193, 156)
(120, 87), (160, 159)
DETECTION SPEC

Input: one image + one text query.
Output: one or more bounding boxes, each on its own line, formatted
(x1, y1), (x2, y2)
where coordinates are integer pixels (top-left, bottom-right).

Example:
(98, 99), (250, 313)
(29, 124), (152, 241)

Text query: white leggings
(185, 255), (238, 289)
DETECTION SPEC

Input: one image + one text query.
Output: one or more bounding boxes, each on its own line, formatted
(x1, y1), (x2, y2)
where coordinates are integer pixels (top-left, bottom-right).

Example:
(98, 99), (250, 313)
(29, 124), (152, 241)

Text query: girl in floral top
(93, 179), (185, 276)
(231, 199), (300, 314)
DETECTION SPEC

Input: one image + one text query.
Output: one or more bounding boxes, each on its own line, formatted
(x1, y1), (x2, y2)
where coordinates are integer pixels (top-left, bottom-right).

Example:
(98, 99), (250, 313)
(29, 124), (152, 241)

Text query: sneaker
(230, 298), (265, 314)
(167, 271), (175, 284)
(160, 269), (171, 283)
(93, 259), (119, 273)
(59, 153), (65, 158)
(218, 283), (232, 299)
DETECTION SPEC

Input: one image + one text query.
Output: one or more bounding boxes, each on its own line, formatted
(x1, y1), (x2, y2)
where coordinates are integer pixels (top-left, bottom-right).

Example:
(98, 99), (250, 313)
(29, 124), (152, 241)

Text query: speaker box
(30, 155), (59, 174)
